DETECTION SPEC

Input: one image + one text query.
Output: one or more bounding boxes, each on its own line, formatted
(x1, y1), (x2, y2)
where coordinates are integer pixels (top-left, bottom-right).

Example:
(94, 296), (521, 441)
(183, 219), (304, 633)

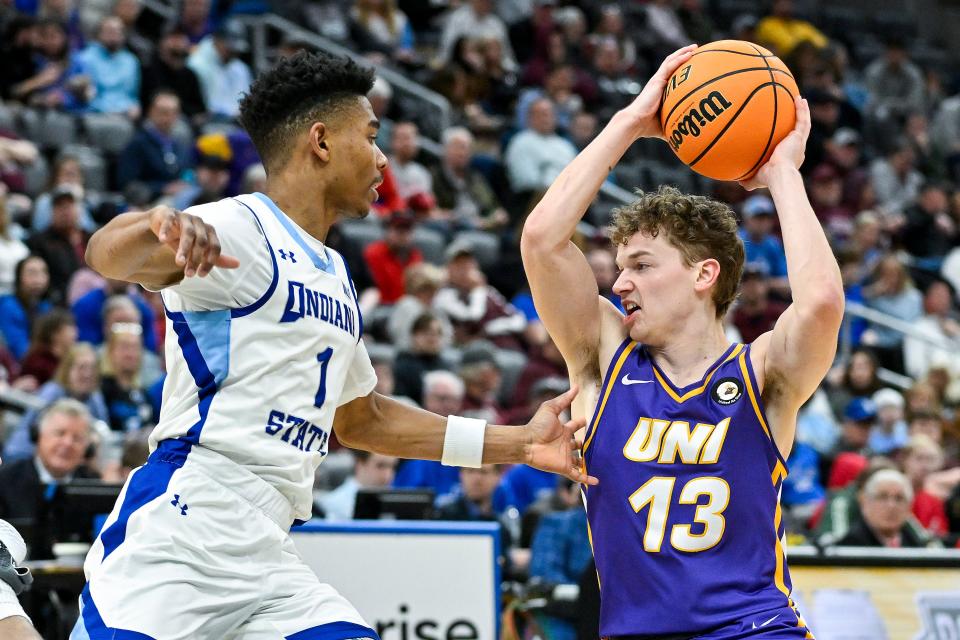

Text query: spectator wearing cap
(187, 18), (253, 120)
(26, 185), (89, 304)
(431, 127), (509, 232)
(904, 281), (960, 402)
(755, 0), (827, 57)
(738, 195), (789, 297)
(822, 398), (878, 483)
(870, 388), (909, 455)
(504, 97), (578, 195)
(392, 312), (454, 404)
(870, 138), (924, 216)
(809, 164), (856, 239)
(77, 16), (141, 117)
(389, 122), (434, 203)
(117, 90), (192, 200)
(31, 155), (98, 235)
(386, 263), (451, 351)
(731, 262), (788, 344)
(434, 241), (527, 351)
(362, 211), (423, 305)
(823, 128), (869, 210)
(899, 434), (950, 537)
(140, 28), (206, 124)
(837, 469), (933, 548)
(901, 183), (957, 265)
(171, 153), (232, 209)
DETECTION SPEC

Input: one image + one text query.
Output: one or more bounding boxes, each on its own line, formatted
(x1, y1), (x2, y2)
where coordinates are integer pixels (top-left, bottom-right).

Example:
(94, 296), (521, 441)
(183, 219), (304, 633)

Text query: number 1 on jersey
(314, 348), (333, 408)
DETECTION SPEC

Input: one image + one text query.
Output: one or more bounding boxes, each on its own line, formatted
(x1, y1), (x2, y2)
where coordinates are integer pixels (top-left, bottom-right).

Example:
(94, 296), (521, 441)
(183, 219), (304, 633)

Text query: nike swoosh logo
(752, 614), (781, 629)
(621, 374), (653, 386)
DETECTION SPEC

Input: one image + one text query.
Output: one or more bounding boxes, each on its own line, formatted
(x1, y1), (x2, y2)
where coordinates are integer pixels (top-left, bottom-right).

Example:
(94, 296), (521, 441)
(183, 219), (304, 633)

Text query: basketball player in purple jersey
(521, 45), (843, 639)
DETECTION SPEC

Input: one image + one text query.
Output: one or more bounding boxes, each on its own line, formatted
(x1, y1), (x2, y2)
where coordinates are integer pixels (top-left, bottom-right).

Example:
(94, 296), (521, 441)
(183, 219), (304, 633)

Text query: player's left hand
(738, 96), (810, 191)
(524, 386), (598, 486)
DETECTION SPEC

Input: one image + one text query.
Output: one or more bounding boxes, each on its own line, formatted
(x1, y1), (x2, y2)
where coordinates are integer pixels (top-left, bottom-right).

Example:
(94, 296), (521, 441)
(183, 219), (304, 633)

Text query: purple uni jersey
(583, 339), (813, 639)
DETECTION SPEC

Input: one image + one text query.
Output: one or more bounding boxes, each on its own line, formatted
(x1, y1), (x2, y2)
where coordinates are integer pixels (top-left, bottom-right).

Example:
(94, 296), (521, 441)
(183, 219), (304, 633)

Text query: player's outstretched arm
(0, 616), (41, 640)
(520, 45), (696, 375)
(744, 97), (845, 455)
(86, 205), (239, 290)
(334, 387), (597, 485)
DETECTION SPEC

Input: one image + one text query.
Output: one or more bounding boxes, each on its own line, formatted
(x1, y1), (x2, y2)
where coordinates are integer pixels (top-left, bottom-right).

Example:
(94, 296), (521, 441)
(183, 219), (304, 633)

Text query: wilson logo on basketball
(667, 91), (733, 151)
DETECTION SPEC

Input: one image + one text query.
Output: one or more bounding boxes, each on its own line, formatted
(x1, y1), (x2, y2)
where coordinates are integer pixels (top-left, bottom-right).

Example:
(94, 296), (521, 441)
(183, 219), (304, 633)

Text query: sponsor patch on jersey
(711, 377), (742, 406)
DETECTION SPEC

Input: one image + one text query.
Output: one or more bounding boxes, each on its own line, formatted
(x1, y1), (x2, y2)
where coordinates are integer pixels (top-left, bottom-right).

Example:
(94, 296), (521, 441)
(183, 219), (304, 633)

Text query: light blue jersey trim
(253, 191), (337, 275)
(165, 307), (226, 444)
(181, 310), (231, 386)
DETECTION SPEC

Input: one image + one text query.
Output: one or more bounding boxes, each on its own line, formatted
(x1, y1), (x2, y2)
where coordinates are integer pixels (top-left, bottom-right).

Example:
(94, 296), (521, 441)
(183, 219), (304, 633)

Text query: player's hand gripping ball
(660, 39), (800, 182)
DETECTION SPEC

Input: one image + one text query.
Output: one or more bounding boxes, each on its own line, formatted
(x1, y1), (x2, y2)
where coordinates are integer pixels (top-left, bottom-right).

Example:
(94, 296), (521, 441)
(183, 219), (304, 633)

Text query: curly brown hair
(608, 186), (744, 317)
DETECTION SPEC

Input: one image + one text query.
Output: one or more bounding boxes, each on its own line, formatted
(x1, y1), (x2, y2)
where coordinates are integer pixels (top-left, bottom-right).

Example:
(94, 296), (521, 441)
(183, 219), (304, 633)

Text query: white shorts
(70, 441), (379, 640)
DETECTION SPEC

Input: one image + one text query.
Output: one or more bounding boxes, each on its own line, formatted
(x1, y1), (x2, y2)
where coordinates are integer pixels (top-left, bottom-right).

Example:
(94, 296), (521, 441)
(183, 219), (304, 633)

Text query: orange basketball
(659, 40), (799, 182)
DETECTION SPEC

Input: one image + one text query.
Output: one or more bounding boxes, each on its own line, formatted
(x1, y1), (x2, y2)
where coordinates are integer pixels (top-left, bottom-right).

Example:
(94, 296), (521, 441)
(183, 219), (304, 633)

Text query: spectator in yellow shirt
(756, 0), (828, 57)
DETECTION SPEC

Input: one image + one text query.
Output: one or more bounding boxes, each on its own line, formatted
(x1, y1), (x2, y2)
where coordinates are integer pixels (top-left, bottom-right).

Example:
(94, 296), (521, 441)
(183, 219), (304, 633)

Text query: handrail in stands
(236, 14), (453, 140)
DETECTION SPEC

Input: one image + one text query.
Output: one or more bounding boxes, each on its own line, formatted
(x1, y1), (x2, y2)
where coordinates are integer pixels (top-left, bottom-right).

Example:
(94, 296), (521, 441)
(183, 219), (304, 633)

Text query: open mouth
(623, 301), (641, 314)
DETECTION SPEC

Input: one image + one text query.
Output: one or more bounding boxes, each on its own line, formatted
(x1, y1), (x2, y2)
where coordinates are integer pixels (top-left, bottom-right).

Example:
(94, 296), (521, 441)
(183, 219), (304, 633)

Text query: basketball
(660, 40), (800, 182)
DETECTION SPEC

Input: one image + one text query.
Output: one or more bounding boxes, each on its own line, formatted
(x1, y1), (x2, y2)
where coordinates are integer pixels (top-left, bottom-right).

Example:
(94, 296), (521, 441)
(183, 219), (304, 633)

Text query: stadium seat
(35, 110), (79, 150)
(338, 218), (384, 253)
(21, 154), (49, 198)
(412, 225), (446, 265)
(494, 348), (528, 407)
(452, 230), (500, 269)
(82, 113), (134, 155)
(61, 144), (108, 193)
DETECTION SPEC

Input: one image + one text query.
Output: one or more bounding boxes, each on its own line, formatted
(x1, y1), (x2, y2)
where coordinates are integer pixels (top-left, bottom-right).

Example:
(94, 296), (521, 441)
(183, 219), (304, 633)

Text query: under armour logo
(170, 494), (189, 516)
(278, 249), (297, 263)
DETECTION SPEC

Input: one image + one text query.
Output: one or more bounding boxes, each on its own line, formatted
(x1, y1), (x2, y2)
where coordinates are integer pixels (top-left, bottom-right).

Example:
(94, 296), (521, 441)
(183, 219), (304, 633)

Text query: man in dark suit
(116, 90), (192, 200)
(0, 398), (99, 522)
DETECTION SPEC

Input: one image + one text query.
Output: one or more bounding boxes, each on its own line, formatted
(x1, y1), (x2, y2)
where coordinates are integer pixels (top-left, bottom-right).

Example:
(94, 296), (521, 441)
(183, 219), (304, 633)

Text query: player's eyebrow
(616, 249), (653, 269)
(369, 119), (380, 131)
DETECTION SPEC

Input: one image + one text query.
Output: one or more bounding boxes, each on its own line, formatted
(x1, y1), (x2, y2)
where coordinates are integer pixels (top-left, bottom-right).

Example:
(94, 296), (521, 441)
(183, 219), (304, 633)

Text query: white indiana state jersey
(153, 192), (376, 521)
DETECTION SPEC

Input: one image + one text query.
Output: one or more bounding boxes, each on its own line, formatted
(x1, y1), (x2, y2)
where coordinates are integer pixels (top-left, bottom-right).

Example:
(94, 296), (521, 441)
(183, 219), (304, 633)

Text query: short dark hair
(238, 51), (376, 172)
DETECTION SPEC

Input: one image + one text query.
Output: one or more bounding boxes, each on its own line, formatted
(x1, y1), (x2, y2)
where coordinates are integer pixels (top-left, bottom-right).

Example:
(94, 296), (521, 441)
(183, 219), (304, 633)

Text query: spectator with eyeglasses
(837, 469), (935, 547)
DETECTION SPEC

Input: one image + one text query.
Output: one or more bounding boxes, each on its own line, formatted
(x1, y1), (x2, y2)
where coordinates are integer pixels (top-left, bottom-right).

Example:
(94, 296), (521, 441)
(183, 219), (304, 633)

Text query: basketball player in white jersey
(70, 51), (593, 640)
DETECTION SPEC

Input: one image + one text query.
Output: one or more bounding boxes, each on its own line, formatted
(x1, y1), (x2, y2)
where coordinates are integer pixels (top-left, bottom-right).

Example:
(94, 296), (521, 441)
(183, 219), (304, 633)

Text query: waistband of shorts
(149, 439), (296, 530)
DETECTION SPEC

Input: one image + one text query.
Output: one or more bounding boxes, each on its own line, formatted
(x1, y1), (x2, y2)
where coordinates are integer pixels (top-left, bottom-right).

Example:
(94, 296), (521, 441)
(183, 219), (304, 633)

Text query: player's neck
(646, 318), (730, 387)
(263, 177), (337, 243)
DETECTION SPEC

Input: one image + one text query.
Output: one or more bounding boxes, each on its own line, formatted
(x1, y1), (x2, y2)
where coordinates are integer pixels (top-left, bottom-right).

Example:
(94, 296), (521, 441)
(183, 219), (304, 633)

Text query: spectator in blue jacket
(0, 256), (52, 360)
(117, 90), (191, 199)
(738, 194), (790, 299)
(78, 16), (140, 117)
(72, 279), (157, 352)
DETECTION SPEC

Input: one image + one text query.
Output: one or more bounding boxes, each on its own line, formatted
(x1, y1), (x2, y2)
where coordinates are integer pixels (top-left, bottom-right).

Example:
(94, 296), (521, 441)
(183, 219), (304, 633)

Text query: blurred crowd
(0, 2), (959, 636)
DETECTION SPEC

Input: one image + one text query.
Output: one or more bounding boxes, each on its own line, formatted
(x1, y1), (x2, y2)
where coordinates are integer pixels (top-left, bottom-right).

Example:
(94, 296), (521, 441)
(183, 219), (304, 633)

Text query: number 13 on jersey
(629, 476), (730, 553)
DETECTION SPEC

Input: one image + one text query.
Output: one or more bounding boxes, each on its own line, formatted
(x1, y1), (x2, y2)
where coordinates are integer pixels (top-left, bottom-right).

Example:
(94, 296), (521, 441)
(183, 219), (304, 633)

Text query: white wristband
(441, 415), (486, 468)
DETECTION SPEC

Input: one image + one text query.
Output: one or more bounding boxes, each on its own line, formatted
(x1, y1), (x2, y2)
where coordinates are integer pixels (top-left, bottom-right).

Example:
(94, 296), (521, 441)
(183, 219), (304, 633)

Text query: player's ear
(308, 122), (331, 163)
(694, 258), (721, 293)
